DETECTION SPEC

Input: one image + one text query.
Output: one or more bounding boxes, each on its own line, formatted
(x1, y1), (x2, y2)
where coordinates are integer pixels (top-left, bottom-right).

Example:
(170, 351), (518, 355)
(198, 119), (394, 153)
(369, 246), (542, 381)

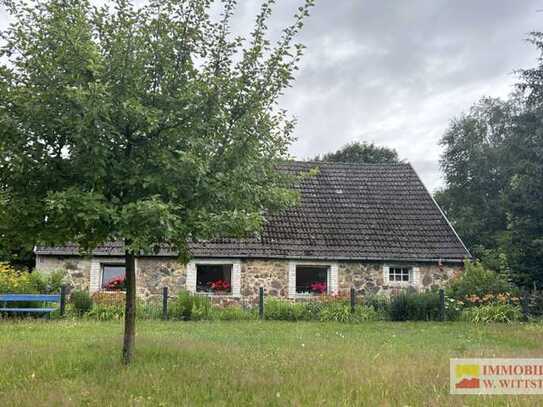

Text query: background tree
(0, 0), (313, 363)
(437, 32), (543, 287)
(435, 97), (517, 271)
(314, 141), (400, 163)
(504, 32), (543, 287)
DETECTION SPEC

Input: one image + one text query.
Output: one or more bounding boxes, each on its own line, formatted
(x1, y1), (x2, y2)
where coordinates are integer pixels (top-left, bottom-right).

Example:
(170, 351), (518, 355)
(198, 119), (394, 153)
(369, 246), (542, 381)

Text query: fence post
(521, 289), (530, 321)
(60, 285), (66, 317)
(439, 288), (445, 321)
(162, 286), (169, 320)
(350, 287), (356, 313)
(259, 287), (264, 320)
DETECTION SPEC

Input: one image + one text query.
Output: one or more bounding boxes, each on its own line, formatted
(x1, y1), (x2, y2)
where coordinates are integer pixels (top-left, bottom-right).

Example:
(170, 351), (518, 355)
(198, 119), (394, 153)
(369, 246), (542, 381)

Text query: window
(295, 265), (329, 295)
(101, 264), (126, 290)
(388, 267), (411, 283)
(196, 264), (232, 294)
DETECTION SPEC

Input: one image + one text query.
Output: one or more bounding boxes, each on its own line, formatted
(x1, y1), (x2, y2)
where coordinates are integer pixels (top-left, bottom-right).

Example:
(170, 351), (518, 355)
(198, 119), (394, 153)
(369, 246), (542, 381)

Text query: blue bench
(0, 290), (66, 317)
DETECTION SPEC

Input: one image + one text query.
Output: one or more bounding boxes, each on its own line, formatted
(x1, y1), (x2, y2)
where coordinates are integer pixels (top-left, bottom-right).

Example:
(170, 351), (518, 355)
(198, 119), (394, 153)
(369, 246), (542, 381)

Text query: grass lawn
(0, 320), (542, 406)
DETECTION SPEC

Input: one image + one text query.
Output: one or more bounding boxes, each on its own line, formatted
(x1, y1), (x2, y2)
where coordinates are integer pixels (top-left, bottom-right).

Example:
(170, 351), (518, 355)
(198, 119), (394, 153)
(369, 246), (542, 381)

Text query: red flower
(310, 281), (327, 294)
(208, 279), (231, 292)
(104, 276), (126, 291)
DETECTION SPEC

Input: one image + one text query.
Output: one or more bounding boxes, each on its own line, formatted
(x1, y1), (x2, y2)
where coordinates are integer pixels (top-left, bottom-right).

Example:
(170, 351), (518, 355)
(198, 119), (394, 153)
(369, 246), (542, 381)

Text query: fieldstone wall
(36, 255), (463, 301)
(241, 260), (289, 303)
(338, 262), (462, 296)
(36, 255), (92, 292)
(136, 257), (186, 300)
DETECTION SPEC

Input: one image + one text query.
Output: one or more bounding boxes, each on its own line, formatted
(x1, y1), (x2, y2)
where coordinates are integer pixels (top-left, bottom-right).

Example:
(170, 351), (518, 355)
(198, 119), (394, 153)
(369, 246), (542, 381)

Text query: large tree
(504, 32), (543, 287)
(435, 97), (517, 269)
(314, 141), (400, 163)
(0, 0), (313, 363)
(437, 32), (543, 287)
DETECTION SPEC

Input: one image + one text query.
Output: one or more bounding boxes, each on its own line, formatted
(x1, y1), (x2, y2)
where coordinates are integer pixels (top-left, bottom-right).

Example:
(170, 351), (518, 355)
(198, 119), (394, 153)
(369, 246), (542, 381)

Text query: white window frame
(383, 265), (419, 288)
(186, 259), (241, 298)
(99, 263), (127, 290)
(288, 261), (338, 299)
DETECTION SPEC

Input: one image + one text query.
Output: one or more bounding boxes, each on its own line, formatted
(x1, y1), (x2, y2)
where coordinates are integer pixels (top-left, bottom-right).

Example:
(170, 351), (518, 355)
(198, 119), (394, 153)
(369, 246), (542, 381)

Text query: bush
(92, 291), (125, 306)
(170, 291), (211, 321)
(71, 290), (93, 315)
(388, 291), (442, 321)
(0, 263), (34, 293)
(137, 301), (163, 320)
(210, 306), (256, 321)
(461, 304), (523, 324)
(87, 304), (124, 320)
(264, 299), (305, 321)
(527, 290), (543, 317)
(447, 260), (514, 300)
(28, 270), (66, 294)
(364, 294), (390, 319)
(353, 305), (380, 321)
(319, 302), (353, 322)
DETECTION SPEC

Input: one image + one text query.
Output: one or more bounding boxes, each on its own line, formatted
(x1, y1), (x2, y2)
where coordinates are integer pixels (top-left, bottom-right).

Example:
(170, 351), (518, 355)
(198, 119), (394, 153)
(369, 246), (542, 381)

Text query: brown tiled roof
(35, 162), (470, 262)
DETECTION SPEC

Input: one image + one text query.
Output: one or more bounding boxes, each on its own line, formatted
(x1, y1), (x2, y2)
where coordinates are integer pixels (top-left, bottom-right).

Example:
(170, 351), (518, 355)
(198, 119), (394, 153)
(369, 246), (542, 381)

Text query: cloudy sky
(1, 1), (541, 190)
(229, 1), (542, 190)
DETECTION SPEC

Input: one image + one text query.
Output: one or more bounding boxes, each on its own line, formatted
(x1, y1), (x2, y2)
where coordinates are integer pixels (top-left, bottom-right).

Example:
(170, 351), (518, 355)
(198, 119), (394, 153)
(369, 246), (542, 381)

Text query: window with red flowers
(295, 265), (328, 295)
(101, 264), (126, 291)
(196, 264), (232, 294)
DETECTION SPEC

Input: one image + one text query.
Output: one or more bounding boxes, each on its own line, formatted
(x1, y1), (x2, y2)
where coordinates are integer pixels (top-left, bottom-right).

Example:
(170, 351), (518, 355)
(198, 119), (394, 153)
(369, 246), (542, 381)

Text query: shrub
(527, 290), (543, 317)
(136, 301), (163, 320)
(87, 304), (124, 321)
(319, 303), (353, 322)
(0, 263), (34, 293)
(28, 270), (66, 294)
(447, 260), (514, 300)
(71, 290), (93, 315)
(209, 306), (256, 321)
(353, 305), (380, 321)
(170, 291), (211, 321)
(461, 304), (523, 324)
(264, 299), (306, 321)
(363, 294), (390, 318)
(92, 291), (125, 306)
(388, 291), (442, 321)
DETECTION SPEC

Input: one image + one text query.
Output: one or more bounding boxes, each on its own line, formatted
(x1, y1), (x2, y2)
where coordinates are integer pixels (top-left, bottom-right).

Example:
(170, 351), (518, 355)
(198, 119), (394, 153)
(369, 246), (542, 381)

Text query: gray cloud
(1, 1), (540, 191)
(238, 0), (541, 190)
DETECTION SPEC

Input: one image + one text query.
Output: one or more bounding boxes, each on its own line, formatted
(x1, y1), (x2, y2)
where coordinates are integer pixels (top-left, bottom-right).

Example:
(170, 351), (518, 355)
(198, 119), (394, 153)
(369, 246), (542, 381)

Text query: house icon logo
(455, 364), (480, 389)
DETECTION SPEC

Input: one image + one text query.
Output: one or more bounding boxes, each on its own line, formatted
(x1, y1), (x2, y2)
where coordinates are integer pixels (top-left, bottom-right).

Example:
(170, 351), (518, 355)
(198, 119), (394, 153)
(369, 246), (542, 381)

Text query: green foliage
(209, 306), (257, 321)
(461, 304), (523, 324)
(446, 260), (514, 300)
(363, 294), (390, 318)
(437, 33), (543, 287)
(315, 142), (400, 164)
(71, 290), (93, 315)
(86, 304), (124, 321)
(0, 263), (35, 294)
(263, 299), (380, 322)
(170, 291), (211, 321)
(28, 270), (67, 294)
(0, 264), (66, 295)
(0, 0), (313, 258)
(264, 299), (306, 321)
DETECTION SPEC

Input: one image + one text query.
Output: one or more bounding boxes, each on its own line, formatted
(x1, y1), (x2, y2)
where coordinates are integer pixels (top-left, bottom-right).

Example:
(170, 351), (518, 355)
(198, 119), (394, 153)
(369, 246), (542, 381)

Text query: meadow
(0, 320), (542, 406)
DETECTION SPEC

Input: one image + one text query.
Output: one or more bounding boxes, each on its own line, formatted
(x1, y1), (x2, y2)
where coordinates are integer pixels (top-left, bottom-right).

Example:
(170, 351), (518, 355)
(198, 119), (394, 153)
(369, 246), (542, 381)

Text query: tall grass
(0, 320), (540, 406)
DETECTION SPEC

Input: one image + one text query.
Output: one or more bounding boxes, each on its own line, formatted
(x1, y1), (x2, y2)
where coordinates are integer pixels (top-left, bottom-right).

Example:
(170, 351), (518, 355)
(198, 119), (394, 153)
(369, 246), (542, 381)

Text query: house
(34, 161), (470, 301)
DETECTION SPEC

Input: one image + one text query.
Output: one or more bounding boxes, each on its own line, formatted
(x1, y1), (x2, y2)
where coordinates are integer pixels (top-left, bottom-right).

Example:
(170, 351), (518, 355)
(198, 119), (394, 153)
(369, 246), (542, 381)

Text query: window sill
(386, 282), (416, 288)
(195, 292), (238, 298)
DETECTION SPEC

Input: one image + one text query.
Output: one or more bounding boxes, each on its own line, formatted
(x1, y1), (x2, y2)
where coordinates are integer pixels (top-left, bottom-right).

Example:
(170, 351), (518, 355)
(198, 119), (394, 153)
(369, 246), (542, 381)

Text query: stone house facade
(35, 162), (469, 302)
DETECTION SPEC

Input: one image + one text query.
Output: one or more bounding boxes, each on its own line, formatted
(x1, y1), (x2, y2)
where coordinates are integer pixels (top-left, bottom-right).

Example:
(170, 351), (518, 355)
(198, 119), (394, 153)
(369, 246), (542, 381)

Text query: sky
(1, 1), (541, 191)
(228, 1), (542, 190)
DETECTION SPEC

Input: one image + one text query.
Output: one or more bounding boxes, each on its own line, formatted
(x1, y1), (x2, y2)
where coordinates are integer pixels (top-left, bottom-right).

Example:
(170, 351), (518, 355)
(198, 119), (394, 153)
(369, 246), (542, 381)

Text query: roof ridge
(287, 160), (411, 167)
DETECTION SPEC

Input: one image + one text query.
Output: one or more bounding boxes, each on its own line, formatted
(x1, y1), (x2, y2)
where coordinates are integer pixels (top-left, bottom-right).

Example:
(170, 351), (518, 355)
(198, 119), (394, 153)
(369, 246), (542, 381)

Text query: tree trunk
(122, 247), (136, 365)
